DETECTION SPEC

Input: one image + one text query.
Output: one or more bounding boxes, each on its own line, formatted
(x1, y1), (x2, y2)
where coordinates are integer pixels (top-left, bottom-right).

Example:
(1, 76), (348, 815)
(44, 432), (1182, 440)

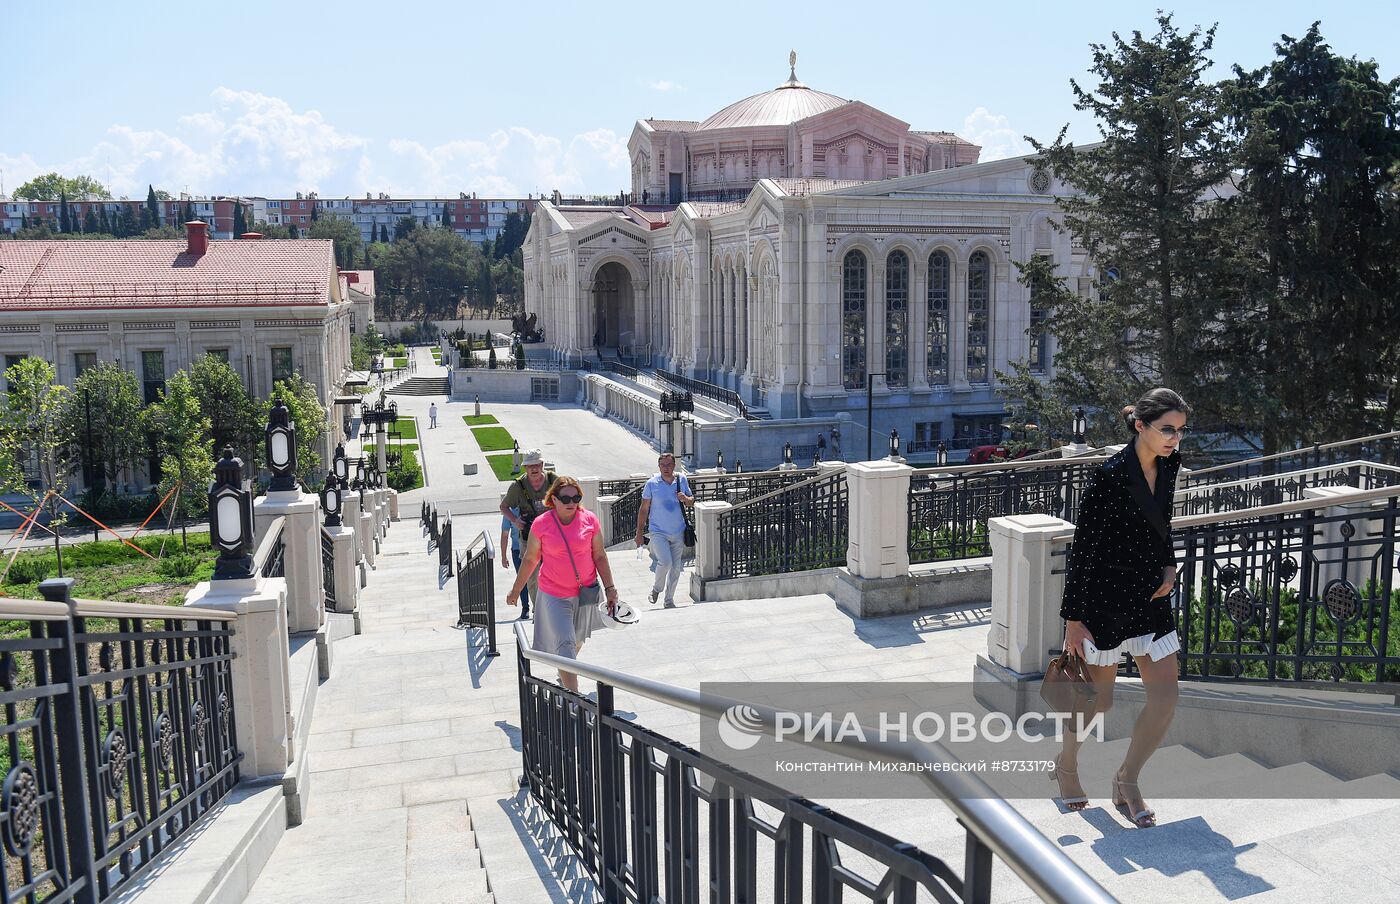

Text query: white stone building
(523, 64), (1089, 453)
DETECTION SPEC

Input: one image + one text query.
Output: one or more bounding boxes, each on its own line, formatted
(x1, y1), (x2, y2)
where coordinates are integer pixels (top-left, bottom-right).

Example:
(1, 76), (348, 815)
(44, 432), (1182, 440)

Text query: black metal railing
(654, 367), (754, 420)
(0, 590), (241, 903)
(1173, 461), (1400, 518)
(454, 532), (498, 656)
(321, 528), (337, 611)
(514, 624), (1113, 904)
(599, 478), (645, 498)
(1118, 486), (1400, 685)
(257, 520), (286, 578)
(610, 484), (645, 544)
(438, 514), (453, 577)
(718, 470), (848, 578)
(1181, 429), (1400, 488)
(689, 467), (819, 505)
(908, 461), (1099, 564)
(604, 360), (638, 379)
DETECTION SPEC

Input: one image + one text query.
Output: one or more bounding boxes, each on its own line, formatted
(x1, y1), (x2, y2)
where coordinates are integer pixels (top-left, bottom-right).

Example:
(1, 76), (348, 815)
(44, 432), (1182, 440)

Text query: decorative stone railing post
(342, 489), (363, 561)
(596, 495), (619, 545)
(254, 489), (324, 635)
(975, 513), (1075, 717)
(327, 524), (361, 628)
(389, 488), (400, 521)
(359, 492), (377, 568)
(1303, 485), (1385, 589)
(185, 566), (291, 779)
(578, 476), (601, 508)
(845, 460), (913, 579)
(694, 500), (731, 582)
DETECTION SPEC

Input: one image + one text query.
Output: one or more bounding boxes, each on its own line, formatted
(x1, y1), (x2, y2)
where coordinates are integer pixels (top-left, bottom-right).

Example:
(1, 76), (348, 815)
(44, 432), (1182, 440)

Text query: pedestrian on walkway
(429, 402), (438, 429)
(499, 502), (530, 620)
(505, 476), (617, 692)
(500, 450), (556, 613)
(634, 452), (693, 608)
(1054, 387), (1190, 829)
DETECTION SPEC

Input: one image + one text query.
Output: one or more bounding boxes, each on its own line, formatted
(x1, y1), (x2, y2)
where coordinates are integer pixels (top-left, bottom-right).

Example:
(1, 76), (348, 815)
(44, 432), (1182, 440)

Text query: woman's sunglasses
(1148, 423), (1191, 440)
(554, 493), (583, 505)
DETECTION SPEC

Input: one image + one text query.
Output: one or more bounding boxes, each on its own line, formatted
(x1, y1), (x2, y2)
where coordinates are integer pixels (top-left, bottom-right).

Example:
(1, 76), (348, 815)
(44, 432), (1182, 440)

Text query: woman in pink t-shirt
(505, 476), (619, 692)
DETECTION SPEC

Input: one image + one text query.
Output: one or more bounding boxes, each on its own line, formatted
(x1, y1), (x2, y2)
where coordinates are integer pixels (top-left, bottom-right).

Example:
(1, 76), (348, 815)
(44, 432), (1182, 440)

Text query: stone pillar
(184, 575), (292, 779)
(376, 430), (387, 475)
(342, 491), (363, 562)
(845, 460), (913, 579)
(694, 500), (731, 582)
(389, 489), (399, 521)
(253, 491), (324, 635)
(1303, 486), (1387, 589)
(359, 500), (377, 568)
(578, 477), (601, 509)
(327, 525), (360, 628)
(1060, 443), (1090, 458)
(596, 495), (619, 545)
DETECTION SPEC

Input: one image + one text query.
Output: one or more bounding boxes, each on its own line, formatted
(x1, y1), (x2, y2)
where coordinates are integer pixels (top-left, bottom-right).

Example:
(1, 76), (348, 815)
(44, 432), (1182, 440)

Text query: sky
(3, 1), (1398, 201)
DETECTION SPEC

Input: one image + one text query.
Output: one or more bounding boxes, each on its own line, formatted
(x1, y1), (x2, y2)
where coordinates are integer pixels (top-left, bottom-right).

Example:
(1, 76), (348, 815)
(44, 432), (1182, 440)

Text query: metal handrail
(252, 515), (286, 570)
(1184, 429), (1400, 479)
(717, 465), (842, 511)
(910, 453), (1112, 479)
(513, 623), (1115, 904)
(1172, 459), (1400, 499)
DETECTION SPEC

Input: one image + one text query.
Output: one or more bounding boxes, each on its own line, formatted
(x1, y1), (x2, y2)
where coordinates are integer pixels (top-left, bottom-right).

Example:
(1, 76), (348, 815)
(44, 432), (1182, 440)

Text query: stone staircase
(387, 375), (450, 396)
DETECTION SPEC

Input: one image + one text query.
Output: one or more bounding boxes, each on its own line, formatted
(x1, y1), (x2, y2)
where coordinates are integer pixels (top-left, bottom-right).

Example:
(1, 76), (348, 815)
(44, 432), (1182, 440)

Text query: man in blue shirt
(634, 452), (693, 608)
(499, 504), (530, 620)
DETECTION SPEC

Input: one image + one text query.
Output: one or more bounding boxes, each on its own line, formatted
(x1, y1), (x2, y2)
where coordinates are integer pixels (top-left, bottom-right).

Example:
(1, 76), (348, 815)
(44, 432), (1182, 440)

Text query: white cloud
(4, 89), (628, 199)
(647, 79), (685, 92)
(961, 107), (1030, 162)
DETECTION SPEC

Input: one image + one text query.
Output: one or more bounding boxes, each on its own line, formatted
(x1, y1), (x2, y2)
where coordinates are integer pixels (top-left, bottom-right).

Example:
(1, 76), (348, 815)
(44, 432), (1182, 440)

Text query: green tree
(1027, 13), (1233, 431)
(267, 374), (327, 477)
(3, 358), (75, 570)
(142, 372), (213, 550)
(441, 204), (451, 227)
(393, 216), (417, 241)
(58, 192), (72, 233)
(1216, 24), (1400, 449)
(84, 206), (100, 234)
(495, 210), (530, 259)
(63, 362), (145, 491)
(250, 220), (293, 239)
(310, 202), (320, 222)
(14, 172), (111, 200)
(378, 224), (389, 243)
(120, 203), (138, 237)
(308, 216), (363, 270)
(189, 355), (262, 470)
(144, 185), (161, 230)
(287, 223), (300, 239)
(233, 203), (248, 236)
(182, 199), (196, 226)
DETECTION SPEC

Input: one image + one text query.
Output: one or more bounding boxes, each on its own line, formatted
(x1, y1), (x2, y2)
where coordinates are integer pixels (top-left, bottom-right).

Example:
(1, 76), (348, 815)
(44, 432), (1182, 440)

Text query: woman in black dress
(1053, 388), (1191, 828)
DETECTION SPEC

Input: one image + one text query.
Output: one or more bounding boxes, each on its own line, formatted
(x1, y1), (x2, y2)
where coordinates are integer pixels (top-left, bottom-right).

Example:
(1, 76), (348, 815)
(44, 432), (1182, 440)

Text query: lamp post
(716, 450), (724, 472)
(265, 399), (297, 492)
(1073, 407), (1087, 446)
(889, 428), (900, 460)
(735, 459), (742, 474)
(783, 442), (793, 465)
(209, 446), (254, 580)
(865, 372), (887, 461)
(831, 425), (841, 460)
(936, 442), (948, 467)
(321, 473), (343, 527)
(333, 442), (348, 482)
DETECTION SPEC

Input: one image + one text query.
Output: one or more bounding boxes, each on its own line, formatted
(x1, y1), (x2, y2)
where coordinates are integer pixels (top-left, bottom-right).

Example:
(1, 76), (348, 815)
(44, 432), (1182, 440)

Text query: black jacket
(1059, 438), (1180, 649)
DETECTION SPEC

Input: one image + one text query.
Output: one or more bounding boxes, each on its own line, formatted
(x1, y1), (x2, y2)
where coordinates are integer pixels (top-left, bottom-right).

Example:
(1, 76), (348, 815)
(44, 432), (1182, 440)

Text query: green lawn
(472, 426), (515, 452)
(390, 357), (407, 369)
(462, 414), (499, 426)
(486, 454), (519, 481)
(393, 417), (419, 440)
(1, 532), (217, 609)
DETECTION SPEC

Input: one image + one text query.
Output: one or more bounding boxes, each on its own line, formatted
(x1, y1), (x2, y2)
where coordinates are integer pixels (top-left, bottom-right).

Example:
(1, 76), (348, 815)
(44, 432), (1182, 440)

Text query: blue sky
(3, 1), (1397, 200)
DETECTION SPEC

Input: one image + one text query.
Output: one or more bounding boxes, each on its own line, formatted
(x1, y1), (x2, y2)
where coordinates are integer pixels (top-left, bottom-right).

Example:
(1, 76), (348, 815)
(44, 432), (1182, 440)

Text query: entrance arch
(590, 261), (635, 350)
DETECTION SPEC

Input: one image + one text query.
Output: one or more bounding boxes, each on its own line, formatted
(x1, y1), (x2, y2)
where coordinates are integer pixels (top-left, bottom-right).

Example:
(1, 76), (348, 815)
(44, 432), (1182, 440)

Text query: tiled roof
(343, 268), (376, 297)
(770, 178), (873, 196)
(555, 208), (628, 230)
(0, 239), (335, 310)
(643, 119), (699, 132)
(625, 206), (678, 229)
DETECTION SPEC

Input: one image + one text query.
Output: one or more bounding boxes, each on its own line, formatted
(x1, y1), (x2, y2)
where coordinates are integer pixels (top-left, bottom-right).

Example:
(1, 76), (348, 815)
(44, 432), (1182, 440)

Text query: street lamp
(209, 446), (254, 580)
(265, 400), (297, 492)
(321, 473), (343, 527)
(1073, 407), (1087, 445)
(716, 450), (724, 471)
(333, 443), (349, 481)
(889, 428), (900, 459)
(783, 442), (793, 465)
(735, 459), (743, 473)
(936, 442), (948, 467)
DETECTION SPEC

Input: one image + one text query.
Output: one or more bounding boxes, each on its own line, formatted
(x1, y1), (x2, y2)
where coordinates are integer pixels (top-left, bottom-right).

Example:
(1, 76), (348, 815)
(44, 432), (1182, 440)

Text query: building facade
(1, 196), (253, 240)
(525, 67), (1090, 452)
(249, 194), (537, 245)
(0, 226), (356, 488)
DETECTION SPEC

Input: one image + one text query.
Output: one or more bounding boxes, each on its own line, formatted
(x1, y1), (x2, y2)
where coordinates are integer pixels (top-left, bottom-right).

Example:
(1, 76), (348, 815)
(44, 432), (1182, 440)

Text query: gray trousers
(649, 530), (687, 603)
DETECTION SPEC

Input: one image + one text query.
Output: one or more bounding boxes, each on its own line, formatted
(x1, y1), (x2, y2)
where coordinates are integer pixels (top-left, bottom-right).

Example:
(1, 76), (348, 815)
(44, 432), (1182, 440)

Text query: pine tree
(58, 192), (71, 233)
(145, 185), (161, 230)
(233, 203), (247, 236)
(121, 204), (138, 237)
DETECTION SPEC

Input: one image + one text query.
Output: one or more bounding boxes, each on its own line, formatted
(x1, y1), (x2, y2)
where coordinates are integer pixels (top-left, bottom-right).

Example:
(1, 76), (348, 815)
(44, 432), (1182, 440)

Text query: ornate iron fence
(610, 484), (644, 544)
(321, 528), (337, 611)
(718, 471), (848, 579)
(257, 520), (285, 578)
(454, 533), (498, 656)
(1173, 461), (1400, 518)
(654, 367), (754, 420)
(1181, 429), (1400, 488)
(1120, 490), (1400, 685)
(438, 515), (453, 577)
(515, 625), (1112, 904)
(0, 590), (240, 904)
(690, 468), (820, 505)
(908, 462), (1098, 564)
(599, 478), (645, 498)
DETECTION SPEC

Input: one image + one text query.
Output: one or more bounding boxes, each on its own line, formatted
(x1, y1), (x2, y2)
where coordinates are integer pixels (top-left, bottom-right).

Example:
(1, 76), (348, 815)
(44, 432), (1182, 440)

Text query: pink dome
(698, 76), (847, 131)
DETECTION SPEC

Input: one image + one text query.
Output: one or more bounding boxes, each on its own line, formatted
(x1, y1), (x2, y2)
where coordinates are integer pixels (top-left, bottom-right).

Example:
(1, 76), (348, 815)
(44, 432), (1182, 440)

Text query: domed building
(521, 58), (1091, 464)
(629, 56), (981, 203)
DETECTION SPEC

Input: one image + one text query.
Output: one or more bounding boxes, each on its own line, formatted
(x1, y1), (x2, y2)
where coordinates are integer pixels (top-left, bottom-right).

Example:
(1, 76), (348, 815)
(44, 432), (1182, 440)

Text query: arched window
(885, 250), (908, 387)
(966, 251), (990, 383)
(842, 250), (867, 390)
(927, 251), (949, 385)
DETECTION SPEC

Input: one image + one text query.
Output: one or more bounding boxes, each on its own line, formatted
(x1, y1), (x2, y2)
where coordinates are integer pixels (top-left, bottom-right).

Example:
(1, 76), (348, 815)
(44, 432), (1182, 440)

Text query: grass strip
(472, 426), (515, 452)
(462, 414), (499, 426)
(486, 454), (519, 481)
(393, 416), (419, 440)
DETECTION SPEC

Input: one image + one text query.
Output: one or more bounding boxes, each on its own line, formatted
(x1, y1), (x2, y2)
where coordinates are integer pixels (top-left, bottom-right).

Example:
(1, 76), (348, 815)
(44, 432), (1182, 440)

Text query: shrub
(6, 555), (57, 585)
(157, 553), (201, 579)
(387, 450), (424, 492)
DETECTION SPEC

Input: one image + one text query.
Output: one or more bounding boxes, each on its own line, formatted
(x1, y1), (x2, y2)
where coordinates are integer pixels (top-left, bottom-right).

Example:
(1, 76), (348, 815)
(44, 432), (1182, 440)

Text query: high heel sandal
(1050, 756), (1089, 811)
(1112, 773), (1157, 828)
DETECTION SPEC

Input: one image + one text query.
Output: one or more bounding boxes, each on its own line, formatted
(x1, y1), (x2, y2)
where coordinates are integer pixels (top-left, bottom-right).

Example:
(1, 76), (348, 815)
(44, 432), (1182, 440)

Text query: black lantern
(716, 450), (724, 471)
(209, 446), (254, 579)
(735, 459), (743, 473)
(265, 399), (297, 492)
(937, 442), (948, 467)
(783, 442), (793, 464)
(1073, 407), (1087, 445)
(353, 457), (365, 487)
(817, 434), (826, 452)
(333, 442), (349, 481)
(360, 401), (370, 425)
(321, 472), (343, 527)
(889, 428), (900, 459)
(813, 450), (821, 467)
(387, 399), (398, 424)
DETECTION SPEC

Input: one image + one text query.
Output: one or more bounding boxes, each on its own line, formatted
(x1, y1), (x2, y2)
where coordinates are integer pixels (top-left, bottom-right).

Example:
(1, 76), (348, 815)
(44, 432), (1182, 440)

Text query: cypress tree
(58, 193), (71, 233)
(83, 207), (99, 234)
(122, 204), (138, 237)
(233, 203), (247, 236)
(379, 224), (389, 243)
(144, 185), (161, 230)
(441, 204), (451, 227)
(99, 206), (110, 235)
